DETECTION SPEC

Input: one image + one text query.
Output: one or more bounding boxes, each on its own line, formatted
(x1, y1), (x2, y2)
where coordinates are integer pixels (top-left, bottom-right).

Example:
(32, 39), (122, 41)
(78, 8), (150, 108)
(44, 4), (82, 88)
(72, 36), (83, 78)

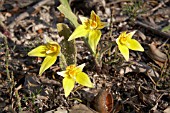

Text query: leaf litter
(0, 0), (170, 112)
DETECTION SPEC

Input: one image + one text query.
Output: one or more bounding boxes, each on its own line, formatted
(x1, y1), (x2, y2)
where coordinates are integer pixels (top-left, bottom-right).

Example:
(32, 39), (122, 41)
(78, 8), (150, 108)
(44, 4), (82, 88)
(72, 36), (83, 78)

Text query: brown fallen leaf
(137, 30), (146, 41)
(146, 42), (168, 67)
(164, 106), (170, 113)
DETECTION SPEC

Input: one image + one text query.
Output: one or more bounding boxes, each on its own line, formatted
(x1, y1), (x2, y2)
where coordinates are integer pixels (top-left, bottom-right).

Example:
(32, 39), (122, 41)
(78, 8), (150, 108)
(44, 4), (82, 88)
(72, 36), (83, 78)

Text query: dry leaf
(163, 106), (170, 113)
(147, 43), (167, 63)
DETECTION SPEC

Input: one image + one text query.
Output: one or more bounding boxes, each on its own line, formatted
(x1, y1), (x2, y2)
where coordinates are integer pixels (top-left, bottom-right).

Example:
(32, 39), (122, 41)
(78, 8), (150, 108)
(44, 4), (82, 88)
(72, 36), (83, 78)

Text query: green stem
(1, 32), (17, 109)
(83, 37), (101, 73)
(73, 39), (77, 64)
(2, 32), (10, 80)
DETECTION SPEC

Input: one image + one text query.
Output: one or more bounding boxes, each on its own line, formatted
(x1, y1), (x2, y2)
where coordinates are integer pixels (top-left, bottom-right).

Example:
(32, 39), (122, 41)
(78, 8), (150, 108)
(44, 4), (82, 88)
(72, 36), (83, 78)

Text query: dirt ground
(0, 0), (170, 113)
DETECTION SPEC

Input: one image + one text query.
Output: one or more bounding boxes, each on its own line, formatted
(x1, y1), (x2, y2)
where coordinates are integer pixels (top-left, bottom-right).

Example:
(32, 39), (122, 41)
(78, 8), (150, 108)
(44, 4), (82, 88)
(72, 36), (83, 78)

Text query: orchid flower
(116, 31), (144, 61)
(68, 10), (106, 54)
(28, 36), (60, 75)
(57, 63), (93, 97)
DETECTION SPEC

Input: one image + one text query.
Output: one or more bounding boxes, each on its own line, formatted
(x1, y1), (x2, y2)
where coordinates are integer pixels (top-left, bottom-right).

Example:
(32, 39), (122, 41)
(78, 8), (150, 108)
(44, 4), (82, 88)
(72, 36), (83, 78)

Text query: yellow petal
(90, 10), (99, 22)
(76, 63), (85, 72)
(90, 10), (106, 30)
(57, 71), (67, 77)
(68, 25), (89, 41)
(63, 77), (75, 97)
(127, 39), (144, 51)
(39, 54), (57, 75)
(117, 43), (129, 61)
(88, 30), (101, 53)
(79, 15), (88, 24)
(97, 22), (107, 30)
(28, 45), (47, 57)
(126, 30), (136, 39)
(90, 11), (96, 20)
(76, 72), (93, 88)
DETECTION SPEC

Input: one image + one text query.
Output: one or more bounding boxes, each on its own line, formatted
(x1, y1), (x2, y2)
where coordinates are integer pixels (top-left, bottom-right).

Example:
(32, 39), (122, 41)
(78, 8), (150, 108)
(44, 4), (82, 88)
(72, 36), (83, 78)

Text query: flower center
(51, 45), (57, 51)
(90, 20), (97, 30)
(46, 44), (59, 54)
(120, 36), (127, 45)
(66, 65), (77, 79)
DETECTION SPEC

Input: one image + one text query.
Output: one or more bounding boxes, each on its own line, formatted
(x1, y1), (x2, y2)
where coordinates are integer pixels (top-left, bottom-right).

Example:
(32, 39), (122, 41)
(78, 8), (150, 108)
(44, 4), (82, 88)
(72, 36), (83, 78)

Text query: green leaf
(88, 30), (101, 53)
(39, 54), (57, 75)
(63, 77), (75, 97)
(57, 23), (77, 66)
(28, 45), (46, 57)
(59, 0), (71, 11)
(162, 24), (170, 32)
(57, 23), (72, 38)
(57, 4), (79, 28)
(76, 72), (93, 88)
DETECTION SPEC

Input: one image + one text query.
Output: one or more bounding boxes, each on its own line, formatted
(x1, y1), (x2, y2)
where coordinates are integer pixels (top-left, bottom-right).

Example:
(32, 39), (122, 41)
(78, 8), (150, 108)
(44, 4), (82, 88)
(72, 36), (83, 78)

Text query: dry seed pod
(93, 89), (113, 113)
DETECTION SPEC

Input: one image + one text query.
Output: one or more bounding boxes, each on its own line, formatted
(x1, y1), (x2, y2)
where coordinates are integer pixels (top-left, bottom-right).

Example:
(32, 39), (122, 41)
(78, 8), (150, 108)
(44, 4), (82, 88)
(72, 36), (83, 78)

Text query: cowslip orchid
(116, 31), (144, 61)
(57, 63), (93, 97)
(68, 10), (106, 54)
(28, 36), (60, 75)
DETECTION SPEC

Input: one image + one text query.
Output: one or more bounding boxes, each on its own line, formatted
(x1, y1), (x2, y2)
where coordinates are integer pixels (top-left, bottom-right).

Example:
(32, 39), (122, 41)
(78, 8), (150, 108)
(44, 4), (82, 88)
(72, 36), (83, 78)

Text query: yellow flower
(57, 63), (93, 97)
(28, 36), (60, 75)
(68, 10), (106, 53)
(116, 31), (144, 61)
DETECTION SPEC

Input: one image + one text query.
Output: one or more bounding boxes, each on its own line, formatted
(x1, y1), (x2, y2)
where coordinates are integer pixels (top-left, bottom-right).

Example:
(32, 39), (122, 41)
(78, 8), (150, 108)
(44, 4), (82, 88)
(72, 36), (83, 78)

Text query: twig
(8, 0), (53, 28)
(134, 20), (170, 39)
